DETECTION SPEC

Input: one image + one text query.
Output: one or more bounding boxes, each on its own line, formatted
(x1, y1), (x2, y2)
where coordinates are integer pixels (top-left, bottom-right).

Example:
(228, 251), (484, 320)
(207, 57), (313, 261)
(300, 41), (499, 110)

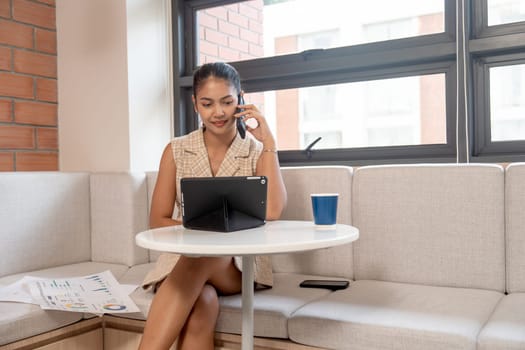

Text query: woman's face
(193, 77), (239, 137)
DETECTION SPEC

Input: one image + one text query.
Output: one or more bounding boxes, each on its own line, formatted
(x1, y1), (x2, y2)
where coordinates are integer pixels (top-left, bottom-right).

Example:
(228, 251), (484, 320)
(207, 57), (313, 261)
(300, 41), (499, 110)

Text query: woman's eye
(202, 103), (211, 108)
(224, 101), (233, 105)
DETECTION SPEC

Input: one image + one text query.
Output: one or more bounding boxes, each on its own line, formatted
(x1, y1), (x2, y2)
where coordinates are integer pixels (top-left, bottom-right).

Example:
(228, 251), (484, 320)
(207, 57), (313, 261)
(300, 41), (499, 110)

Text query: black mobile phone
(299, 279), (349, 291)
(236, 94), (247, 139)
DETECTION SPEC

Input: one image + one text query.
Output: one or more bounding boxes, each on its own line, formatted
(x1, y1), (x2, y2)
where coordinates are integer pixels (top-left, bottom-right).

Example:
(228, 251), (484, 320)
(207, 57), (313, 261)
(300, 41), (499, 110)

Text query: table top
(135, 220), (359, 256)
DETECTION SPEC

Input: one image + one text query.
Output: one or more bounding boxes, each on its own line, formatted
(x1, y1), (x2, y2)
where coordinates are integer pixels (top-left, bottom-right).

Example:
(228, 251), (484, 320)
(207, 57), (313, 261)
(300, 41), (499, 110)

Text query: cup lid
(310, 193), (339, 197)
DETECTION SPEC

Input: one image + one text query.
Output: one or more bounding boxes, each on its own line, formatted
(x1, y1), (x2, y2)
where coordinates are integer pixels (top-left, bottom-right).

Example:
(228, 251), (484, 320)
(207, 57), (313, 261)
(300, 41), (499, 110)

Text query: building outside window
(490, 64), (525, 142)
(487, 0), (525, 25)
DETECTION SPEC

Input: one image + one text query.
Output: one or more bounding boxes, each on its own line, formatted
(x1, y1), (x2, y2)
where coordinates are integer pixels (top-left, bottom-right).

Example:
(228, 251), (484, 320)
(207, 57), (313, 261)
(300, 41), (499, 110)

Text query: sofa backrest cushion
(272, 166), (354, 279)
(353, 164), (505, 291)
(505, 163), (525, 293)
(145, 171), (163, 262)
(90, 173), (149, 266)
(145, 171), (157, 218)
(0, 172), (91, 277)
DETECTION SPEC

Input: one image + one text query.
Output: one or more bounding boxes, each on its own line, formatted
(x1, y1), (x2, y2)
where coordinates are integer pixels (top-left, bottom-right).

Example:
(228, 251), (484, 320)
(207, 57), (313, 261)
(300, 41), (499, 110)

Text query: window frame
(473, 0), (525, 38)
(470, 0), (525, 162)
(171, 0), (525, 165)
(472, 53), (525, 159)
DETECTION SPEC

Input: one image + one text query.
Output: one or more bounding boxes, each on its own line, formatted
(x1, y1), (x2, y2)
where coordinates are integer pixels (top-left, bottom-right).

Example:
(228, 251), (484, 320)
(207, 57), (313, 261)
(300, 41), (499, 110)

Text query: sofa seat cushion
(116, 262), (157, 320)
(119, 268), (344, 337)
(216, 272), (341, 339)
(0, 301), (83, 346)
(477, 293), (525, 350)
(288, 280), (503, 350)
(0, 262), (129, 345)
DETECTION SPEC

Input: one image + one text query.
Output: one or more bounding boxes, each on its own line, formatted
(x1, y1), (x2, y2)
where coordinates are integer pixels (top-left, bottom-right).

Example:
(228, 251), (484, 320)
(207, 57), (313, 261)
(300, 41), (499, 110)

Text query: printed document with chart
(26, 270), (139, 314)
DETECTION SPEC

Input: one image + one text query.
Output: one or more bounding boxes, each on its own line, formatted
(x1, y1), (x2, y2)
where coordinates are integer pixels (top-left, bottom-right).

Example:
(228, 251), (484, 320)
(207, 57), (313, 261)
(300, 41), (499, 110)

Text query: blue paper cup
(311, 193), (339, 227)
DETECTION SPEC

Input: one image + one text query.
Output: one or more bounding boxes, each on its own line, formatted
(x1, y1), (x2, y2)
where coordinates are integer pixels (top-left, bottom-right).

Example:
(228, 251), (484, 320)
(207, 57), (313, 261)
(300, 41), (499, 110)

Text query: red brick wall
(198, 0), (263, 65)
(0, 0), (57, 171)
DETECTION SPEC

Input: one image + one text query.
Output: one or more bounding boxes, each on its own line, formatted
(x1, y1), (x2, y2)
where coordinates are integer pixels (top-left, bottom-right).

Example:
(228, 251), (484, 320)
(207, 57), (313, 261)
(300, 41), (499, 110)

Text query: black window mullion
(471, 0), (487, 37)
(472, 56), (489, 157)
(172, 0), (186, 136)
(455, 0), (470, 162)
(470, 32), (525, 55)
(278, 144), (457, 166)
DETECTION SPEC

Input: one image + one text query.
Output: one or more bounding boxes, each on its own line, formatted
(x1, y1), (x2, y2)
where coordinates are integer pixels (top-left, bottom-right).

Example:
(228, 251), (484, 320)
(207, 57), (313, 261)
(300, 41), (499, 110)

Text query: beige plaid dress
(142, 128), (273, 290)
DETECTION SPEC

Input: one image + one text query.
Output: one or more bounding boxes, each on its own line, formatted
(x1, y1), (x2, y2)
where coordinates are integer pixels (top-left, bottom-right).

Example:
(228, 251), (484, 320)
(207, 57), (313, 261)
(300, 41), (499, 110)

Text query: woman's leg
(177, 284), (219, 350)
(138, 256), (241, 350)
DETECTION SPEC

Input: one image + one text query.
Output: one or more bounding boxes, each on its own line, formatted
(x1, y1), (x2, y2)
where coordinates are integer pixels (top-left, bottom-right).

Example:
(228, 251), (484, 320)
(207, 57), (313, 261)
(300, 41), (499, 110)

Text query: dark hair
(192, 62), (241, 97)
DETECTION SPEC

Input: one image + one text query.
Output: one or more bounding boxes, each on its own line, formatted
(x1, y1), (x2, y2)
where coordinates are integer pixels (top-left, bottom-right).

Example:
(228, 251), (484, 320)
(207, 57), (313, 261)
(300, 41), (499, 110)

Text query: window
(487, 0), (525, 26)
(297, 30), (339, 55)
(490, 63), (525, 142)
(471, 0), (525, 159)
(246, 74), (446, 151)
(196, 0), (444, 64)
(173, 0), (525, 165)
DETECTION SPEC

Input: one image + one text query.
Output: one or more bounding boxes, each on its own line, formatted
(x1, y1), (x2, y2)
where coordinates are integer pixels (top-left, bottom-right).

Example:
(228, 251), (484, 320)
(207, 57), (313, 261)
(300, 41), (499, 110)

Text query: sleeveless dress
(142, 128), (273, 290)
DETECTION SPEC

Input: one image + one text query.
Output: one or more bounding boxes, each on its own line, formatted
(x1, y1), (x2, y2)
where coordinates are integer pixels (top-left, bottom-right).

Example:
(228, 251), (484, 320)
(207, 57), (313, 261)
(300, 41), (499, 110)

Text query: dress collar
(182, 128), (253, 177)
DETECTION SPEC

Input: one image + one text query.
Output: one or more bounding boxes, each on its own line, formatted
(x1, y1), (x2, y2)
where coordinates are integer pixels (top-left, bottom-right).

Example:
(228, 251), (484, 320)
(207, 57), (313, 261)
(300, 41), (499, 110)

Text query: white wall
(56, 0), (172, 172)
(127, 0), (172, 171)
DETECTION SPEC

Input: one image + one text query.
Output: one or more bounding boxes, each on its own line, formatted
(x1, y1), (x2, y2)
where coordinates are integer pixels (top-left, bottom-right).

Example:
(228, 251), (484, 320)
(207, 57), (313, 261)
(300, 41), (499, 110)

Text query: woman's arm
(149, 143), (182, 228)
(236, 102), (287, 220)
(256, 142), (287, 220)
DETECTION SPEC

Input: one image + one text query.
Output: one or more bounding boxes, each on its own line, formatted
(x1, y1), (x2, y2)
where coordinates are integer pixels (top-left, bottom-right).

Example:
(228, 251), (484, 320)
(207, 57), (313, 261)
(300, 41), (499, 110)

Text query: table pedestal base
(241, 255), (254, 350)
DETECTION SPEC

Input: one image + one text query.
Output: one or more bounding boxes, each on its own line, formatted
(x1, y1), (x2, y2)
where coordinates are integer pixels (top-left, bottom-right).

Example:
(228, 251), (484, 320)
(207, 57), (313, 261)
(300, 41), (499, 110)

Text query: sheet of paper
(0, 276), (42, 304)
(24, 271), (140, 314)
(120, 284), (139, 296)
(0, 279), (139, 305)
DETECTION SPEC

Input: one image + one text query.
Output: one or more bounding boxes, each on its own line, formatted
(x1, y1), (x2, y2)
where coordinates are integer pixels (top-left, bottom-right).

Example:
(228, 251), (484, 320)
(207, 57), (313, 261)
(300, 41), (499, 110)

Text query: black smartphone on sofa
(299, 279), (349, 291)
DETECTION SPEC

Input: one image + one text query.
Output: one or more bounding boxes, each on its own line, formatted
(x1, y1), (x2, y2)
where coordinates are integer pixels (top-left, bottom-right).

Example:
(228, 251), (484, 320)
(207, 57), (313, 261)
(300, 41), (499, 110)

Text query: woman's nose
(213, 104), (225, 116)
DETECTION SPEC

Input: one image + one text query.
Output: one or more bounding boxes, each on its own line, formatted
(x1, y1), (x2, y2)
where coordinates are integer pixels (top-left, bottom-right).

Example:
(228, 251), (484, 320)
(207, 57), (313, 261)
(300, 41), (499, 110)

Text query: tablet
(181, 176), (267, 232)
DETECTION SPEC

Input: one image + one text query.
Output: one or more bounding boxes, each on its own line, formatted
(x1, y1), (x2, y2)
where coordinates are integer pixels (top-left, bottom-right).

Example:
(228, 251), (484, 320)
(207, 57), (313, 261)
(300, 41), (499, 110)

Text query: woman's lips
(212, 120), (227, 127)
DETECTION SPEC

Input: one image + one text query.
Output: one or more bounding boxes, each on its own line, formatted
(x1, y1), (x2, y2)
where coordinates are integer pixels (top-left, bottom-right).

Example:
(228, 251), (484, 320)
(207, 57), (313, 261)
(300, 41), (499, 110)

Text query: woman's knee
(186, 284), (219, 331)
(176, 256), (230, 276)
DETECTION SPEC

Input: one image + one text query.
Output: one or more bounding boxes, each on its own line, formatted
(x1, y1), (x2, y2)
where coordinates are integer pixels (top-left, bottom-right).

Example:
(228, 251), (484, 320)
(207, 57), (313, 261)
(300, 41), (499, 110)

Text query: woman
(139, 62), (287, 350)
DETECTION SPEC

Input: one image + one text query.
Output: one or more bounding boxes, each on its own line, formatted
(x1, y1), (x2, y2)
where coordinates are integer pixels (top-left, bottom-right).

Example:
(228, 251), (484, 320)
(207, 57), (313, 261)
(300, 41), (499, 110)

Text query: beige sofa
(1, 164), (524, 349)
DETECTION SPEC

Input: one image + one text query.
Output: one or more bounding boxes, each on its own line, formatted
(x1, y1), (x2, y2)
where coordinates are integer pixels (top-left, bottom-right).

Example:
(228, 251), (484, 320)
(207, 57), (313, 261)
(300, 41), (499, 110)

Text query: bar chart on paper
(28, 271), (139, 314)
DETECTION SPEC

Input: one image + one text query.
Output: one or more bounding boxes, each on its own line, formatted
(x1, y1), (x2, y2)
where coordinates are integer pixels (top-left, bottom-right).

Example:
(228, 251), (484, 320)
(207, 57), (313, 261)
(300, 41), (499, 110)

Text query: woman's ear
(192, 95), (198, 113)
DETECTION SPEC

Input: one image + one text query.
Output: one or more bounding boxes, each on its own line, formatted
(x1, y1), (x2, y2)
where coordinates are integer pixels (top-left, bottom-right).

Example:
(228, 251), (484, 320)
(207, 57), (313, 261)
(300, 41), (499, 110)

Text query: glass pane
(196, 0), (444, 65)
(490, 64), (525, 142)
(243, 73), (446, 150)
(488, 0), (525, 26)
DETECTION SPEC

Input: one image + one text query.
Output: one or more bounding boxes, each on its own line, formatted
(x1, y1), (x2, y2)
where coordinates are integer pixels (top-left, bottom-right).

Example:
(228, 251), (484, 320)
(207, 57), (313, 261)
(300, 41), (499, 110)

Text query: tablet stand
(185, 197), (265, 232)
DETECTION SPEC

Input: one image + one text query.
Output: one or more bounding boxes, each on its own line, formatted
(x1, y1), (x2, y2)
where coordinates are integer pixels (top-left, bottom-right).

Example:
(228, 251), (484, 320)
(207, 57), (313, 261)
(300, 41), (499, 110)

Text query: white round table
(135, 220), (359, 350)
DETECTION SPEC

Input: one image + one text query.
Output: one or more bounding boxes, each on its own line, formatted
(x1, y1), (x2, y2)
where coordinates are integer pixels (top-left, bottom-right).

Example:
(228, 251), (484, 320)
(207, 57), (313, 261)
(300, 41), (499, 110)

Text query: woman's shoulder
(170, 129), (202, 152)
(171, 129), (201, 143)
